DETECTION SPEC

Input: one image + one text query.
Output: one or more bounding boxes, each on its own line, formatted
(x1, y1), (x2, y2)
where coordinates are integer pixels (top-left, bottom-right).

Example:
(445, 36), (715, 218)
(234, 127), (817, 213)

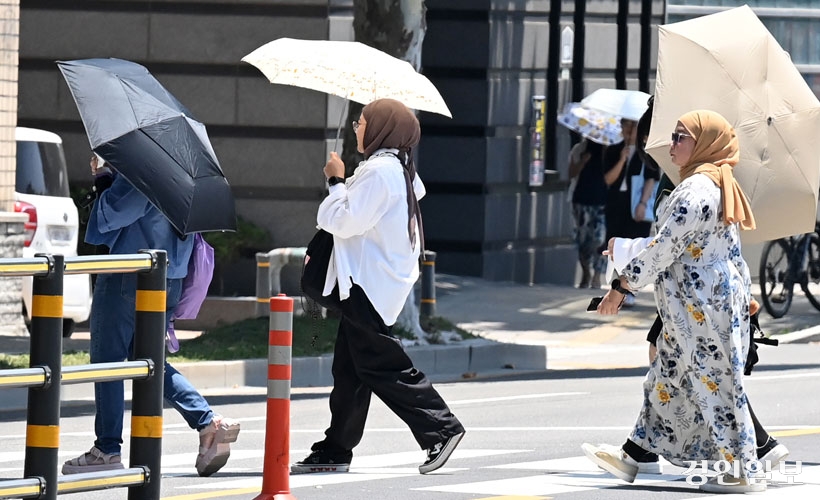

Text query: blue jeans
(90, 273), (214, 455)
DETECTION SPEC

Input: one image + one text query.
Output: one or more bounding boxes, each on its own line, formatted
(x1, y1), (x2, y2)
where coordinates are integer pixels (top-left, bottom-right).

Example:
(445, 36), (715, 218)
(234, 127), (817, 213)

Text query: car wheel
(62, 319), (75, 338)
(22, 303), (31, 333)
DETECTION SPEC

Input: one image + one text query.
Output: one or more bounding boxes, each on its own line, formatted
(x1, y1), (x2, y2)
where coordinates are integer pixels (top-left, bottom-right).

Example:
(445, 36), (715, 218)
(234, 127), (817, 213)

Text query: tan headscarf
(678, 110), (756, 230)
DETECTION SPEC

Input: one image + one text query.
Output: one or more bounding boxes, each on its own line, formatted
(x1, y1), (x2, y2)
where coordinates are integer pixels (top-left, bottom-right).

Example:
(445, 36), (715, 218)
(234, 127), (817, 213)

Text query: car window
(16, 140), (70, 197)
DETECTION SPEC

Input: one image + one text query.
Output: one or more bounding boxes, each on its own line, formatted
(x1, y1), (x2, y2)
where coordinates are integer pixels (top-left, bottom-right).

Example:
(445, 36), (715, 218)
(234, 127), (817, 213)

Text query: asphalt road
(1, 344), (819, 500)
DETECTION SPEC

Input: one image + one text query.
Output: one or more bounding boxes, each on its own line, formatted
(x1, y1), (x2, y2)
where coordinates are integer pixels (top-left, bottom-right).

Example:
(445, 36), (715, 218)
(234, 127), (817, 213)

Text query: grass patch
(424, 316), (475, 339)
(0, 351), (90, 370)
(0, 315), (474, 368)
(168, 314), (341, 362)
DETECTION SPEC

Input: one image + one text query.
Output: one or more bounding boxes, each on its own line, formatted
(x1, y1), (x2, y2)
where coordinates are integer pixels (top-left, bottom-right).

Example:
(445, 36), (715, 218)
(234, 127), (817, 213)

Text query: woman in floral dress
(581, 110), (762, 494)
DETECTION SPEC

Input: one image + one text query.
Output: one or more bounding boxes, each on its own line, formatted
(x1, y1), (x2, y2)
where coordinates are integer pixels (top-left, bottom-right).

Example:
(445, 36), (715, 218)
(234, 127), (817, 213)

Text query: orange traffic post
(255, 294), (297, 500)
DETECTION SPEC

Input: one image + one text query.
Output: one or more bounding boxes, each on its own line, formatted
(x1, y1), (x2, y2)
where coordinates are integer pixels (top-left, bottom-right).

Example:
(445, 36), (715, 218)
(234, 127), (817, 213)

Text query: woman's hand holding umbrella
(324, 152), (345, 179)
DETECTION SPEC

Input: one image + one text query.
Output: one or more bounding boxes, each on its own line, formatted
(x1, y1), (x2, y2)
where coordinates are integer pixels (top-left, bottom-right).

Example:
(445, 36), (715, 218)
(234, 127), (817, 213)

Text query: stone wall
(0, 213), (27, 336)
(19, 0), (333, 295)
(0, 0), (17, 213)
(0, 0), (25, 335)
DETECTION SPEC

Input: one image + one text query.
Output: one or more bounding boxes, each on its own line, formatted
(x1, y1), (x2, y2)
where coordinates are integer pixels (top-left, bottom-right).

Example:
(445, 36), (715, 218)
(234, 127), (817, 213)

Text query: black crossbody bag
(300, 229), (342, 311)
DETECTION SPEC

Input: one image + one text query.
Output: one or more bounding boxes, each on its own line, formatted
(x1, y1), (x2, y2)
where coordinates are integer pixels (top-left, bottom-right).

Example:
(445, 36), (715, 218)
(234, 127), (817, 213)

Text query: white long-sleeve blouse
(317, 148), (426, 325)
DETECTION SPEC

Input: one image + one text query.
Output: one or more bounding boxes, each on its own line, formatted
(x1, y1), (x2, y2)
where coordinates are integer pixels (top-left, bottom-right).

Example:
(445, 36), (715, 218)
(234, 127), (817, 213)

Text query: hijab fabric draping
(361, 98), (424, 251)
(678, 110), (756, 230)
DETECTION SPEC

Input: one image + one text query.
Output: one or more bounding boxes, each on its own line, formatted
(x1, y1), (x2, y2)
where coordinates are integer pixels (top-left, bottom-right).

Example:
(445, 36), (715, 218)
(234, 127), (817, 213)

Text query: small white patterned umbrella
(581, 88), (651, 122)
(558, 102), (623, 146)
(242, 37), (451, 118)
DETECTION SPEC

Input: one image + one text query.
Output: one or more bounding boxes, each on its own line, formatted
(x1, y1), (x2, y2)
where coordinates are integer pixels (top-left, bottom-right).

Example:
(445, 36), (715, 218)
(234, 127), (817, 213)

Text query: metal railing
(255, 248), (306, 317)
(255, 247), (438, 321)
(0, 250), (168, 500)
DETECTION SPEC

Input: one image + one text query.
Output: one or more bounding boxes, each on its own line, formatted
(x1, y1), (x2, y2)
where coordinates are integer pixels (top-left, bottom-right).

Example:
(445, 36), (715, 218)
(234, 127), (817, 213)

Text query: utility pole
(545, 0), (561, 171)
(616, 0), (629, 89)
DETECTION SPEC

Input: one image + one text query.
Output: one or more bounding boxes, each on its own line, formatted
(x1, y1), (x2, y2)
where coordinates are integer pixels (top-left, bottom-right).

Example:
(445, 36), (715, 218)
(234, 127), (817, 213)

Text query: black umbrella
(57, 58), (236, 235)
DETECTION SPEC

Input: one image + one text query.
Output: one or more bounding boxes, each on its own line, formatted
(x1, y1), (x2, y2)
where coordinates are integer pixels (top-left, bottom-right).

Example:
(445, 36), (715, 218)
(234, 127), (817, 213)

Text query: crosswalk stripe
(4, 446), (820, 498)
(162, 488), (260, 500)
(473, 497), (551, 500)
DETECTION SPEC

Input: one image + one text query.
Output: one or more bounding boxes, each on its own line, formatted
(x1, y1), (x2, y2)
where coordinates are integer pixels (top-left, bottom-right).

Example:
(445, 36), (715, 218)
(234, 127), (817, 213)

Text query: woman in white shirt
(291, 98), (465, 476)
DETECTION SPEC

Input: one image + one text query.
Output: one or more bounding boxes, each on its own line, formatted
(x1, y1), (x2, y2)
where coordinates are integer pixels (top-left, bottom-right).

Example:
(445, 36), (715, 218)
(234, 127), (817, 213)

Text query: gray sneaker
(62, 446), (124, 474)
(196, 415), (240, 477)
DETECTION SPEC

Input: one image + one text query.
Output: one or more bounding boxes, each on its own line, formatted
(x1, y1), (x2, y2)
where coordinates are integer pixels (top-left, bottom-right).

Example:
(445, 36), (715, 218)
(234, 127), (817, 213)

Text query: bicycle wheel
(759, 239), (793, 318)
(801, 233), (820, 312)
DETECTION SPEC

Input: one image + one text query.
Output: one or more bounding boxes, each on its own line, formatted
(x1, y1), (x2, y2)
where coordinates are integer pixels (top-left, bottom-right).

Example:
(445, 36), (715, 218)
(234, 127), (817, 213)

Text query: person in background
(583, 110), (764, 494)
(291, 99), (465, 475)
(569, 138), (609, 288)
(62, 155), (240, 477)
(601, 118), (660, 304)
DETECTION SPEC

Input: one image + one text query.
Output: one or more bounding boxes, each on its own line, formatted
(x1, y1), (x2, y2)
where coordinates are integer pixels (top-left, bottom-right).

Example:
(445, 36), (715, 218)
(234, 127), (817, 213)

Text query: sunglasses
(352, 120), (361, 133)
(671, 132), (692, 145)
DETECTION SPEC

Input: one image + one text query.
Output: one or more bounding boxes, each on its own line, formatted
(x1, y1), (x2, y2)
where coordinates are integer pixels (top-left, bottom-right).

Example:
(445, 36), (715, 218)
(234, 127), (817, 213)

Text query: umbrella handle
(333, 99), (347, 152)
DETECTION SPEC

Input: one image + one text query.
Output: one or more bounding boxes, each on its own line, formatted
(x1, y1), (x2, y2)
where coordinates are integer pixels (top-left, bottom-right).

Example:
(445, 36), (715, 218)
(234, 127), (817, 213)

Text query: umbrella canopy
(580, 88), (651, 121)
(646, 5), (820, 243)
(557, 102), (623, 146)
(57, 58), (236, 236)
(241, 37), (452, 118)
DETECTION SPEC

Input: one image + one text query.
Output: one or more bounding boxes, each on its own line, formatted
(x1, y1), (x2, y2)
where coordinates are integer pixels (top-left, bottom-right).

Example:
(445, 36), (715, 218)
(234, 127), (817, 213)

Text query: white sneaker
(699, 473), (767, 493)
(581, 443), (638, 483)
(596, 457), (662, 474)
(636, 460), (662, 474)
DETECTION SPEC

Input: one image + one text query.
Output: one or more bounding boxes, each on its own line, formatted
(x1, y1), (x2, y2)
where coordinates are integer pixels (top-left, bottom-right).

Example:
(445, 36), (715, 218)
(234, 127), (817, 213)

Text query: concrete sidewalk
(2, 273), (820, 411)
(434, 274), (820, 370)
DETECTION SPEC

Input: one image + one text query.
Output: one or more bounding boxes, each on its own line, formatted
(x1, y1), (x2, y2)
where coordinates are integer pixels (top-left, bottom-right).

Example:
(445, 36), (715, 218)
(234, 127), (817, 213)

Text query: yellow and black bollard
(128, 250), (167, 500)
(420, 251), (437, 322)
(256, 252), (271, 317)
(23, 254), (63, 500)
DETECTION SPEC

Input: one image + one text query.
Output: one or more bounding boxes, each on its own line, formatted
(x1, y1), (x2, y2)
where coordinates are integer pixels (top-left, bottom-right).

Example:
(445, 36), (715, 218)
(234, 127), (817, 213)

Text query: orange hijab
(678, 110), (756, 230)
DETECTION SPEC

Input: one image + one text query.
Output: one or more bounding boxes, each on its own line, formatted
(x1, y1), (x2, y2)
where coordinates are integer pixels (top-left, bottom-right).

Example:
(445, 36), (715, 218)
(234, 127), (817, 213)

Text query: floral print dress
(621, 173), (757, 477)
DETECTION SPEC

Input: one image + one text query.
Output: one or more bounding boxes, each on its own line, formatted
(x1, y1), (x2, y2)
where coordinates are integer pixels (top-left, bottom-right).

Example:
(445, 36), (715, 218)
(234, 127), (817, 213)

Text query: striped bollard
(256, 253), (271, 317)
(24, 254), (63, 500)
(420, 250), (437, 321)
(255, 294), (297, 500)
(129, 250), (167, 500)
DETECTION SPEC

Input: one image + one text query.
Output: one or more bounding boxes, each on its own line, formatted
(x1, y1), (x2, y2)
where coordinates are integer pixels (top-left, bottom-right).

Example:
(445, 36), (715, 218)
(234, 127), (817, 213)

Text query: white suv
(15, 127), (92, 337)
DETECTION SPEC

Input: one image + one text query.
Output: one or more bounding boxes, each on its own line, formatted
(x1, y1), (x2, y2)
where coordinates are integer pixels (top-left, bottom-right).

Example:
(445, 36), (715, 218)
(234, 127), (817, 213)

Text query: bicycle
(759, 221), (820, 318)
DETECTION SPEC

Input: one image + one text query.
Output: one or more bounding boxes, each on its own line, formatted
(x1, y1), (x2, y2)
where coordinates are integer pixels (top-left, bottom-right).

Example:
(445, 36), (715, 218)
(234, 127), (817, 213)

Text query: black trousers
(313, 284), (464, 453)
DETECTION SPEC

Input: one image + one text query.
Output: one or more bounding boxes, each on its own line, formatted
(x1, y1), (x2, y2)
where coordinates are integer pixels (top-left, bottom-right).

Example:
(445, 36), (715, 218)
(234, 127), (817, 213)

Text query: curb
(0, 342), (547, 413)
(181, 341), (547, 389)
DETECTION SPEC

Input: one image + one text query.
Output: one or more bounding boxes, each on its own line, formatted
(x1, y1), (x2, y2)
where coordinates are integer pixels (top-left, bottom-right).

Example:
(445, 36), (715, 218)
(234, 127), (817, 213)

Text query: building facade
(667, 1), (820, 96)
(16, 0), (664, 293)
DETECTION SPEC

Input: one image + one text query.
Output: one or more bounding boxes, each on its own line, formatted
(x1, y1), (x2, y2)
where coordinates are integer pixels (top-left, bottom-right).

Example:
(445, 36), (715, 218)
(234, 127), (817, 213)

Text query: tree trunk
(349, 0), (432, 342)
(344, 0), (427, 177)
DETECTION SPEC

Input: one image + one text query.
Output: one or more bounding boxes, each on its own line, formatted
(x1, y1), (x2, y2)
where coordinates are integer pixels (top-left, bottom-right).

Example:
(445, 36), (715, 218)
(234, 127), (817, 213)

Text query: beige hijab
(678, 110), (756, 230)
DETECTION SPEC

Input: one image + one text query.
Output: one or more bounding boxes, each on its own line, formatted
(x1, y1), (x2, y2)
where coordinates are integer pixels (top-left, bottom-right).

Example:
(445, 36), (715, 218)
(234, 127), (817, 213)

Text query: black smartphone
(586, 296), (603, 312)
